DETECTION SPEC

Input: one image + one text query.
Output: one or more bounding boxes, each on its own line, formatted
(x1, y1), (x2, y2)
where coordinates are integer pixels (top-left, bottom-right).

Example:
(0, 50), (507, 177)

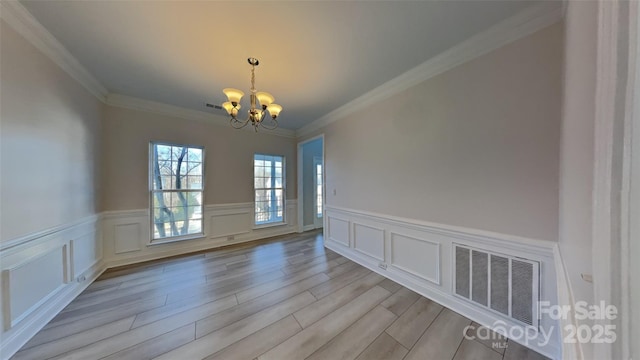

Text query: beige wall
(303, 23), (563, 241)
(558, 0), (596, 301)
(0, 20), (103, 243)
(101, 106), (297, 211)
(558, 2), (597, 358)
(0, 16), (563, 242)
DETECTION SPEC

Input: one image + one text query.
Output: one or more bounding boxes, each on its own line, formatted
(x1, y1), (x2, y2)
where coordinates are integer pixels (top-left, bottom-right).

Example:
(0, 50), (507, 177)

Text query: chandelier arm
(230, 117), (251, 129)
(260, 117), (278, 130)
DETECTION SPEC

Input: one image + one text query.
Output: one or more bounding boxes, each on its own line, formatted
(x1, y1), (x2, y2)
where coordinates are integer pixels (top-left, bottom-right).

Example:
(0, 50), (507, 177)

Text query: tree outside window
(150, 143), (204, 240)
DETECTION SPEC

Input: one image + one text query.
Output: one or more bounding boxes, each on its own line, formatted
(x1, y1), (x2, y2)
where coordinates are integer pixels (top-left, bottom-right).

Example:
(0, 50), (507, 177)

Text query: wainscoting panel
(353, 223), (384, 262)
(102, 200), (298, 268)
(209, 212), (251, 239)
(327, 216), (350, 247)
(70, 231), (101, 281)
(323, 205), (561, 359)
(1, 201), (299, 359)
(114, 223), (142, 254)
(2, 245), (67, 330)
(389, 232), (440, 285)
(206, 203), (252, 239)
(0, 215), (103, 360)
(102, 210), (148, 259)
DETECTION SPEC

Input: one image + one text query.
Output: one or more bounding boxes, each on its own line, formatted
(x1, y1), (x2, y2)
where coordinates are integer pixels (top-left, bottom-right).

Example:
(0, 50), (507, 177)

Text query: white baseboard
(0, 261), (105, 360)
(101, 200), (298, 268)
(0, 200), (299, 359)
(0, 216), (104, 360)
(323, 205), (561, 359)
(552, 245), (583, 360)
(302, 224), (316, 232)
(0, 203), (569, 360)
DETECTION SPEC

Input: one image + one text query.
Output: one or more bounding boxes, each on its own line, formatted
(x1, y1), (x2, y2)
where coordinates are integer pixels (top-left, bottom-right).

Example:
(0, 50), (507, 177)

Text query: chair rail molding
(0, 215), (104, 360)
(0, 200), (300, 359)
(102, 200), (298, 268)
(322, 205), (561, 359)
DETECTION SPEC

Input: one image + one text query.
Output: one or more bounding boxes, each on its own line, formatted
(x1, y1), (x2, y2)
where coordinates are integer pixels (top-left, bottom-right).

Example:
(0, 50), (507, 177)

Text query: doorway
(297, 135), (324, 233)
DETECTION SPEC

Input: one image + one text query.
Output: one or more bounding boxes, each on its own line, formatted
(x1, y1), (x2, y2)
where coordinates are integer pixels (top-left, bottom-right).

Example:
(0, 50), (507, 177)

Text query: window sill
(253, 221), (287, 230)
(148, 233), (205, 246)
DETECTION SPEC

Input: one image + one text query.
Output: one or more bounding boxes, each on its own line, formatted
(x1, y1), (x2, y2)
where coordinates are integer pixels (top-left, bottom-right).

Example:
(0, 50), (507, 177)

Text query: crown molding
(0, 0), (109, 102)
(0, 0), (291, 138)
(296, 1), (563, 138)
(106, 94), (297, 138)
(2, 0), (561, 139)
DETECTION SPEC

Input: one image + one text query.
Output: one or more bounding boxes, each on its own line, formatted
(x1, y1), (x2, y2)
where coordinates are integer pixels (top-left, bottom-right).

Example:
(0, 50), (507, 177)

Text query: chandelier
(222, 58), (282, 131)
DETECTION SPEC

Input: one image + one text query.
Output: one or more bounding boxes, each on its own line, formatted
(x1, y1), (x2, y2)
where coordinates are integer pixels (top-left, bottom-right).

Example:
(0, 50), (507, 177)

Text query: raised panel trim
(205, 202), (253, 213)
(69, 233), (100, 281)
(2, 245), (68, 330)
(0, 260), (105, 360)
(327, 216), (350, 247)
(322, 206), (559, 359)
(209, 212), (252, 239)
(102, 201), (298, 268)
(0, 214), (100, 252)
(324, 240), (559, 360)
(326, 205), (555, 255)
(113, 223), (142, 254)
(389, 232), (441, 285)
(352, 222), (385, 262)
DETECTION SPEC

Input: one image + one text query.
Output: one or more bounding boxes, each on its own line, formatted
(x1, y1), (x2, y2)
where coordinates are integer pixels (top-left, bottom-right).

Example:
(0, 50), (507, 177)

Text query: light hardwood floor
(12, 230), (550, 360)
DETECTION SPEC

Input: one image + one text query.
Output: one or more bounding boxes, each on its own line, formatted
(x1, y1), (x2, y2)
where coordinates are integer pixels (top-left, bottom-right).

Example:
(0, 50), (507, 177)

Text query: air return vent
(454, 244), (539, 328)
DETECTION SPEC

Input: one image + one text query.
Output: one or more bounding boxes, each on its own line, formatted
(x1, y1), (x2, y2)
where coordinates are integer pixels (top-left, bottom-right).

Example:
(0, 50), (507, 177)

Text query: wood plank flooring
(12, 230), (550, 360)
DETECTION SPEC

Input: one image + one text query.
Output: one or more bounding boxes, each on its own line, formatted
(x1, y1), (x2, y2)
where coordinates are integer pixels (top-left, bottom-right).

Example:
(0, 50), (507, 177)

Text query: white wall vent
(454, 244), (539, 328)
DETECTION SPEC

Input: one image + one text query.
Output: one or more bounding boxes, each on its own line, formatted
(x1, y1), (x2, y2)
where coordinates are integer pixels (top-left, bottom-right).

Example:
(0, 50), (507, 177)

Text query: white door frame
(297, 134), (324, 233)
(591, 0), (638, 359)
(620, 2), (639, 359)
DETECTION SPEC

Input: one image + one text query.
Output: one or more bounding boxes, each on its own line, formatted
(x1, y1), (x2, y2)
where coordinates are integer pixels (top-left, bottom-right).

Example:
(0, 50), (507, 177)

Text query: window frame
(314, 156), (323, 219)
(149, 141), (205, 243)
(253, 153), (286, 228)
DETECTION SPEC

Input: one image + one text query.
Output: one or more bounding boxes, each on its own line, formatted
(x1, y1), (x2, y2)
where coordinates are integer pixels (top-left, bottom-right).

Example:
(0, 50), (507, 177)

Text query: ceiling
(21, 1), (540, 130)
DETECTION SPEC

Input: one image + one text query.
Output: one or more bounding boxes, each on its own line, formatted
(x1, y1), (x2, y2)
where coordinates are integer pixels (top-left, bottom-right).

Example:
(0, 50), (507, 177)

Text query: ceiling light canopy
(223, 58), (282, 131)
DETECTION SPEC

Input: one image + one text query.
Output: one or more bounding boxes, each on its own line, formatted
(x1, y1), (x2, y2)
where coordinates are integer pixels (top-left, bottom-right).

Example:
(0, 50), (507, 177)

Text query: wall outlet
(227, 235), (235, 241)
(378, 263), (387, 270)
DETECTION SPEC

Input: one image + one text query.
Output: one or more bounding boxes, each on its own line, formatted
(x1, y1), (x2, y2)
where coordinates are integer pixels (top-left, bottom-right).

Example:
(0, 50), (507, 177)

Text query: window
(315, 159), (323, 218)
(254, 154), (285, 225)
(150, 142), (204, 241)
